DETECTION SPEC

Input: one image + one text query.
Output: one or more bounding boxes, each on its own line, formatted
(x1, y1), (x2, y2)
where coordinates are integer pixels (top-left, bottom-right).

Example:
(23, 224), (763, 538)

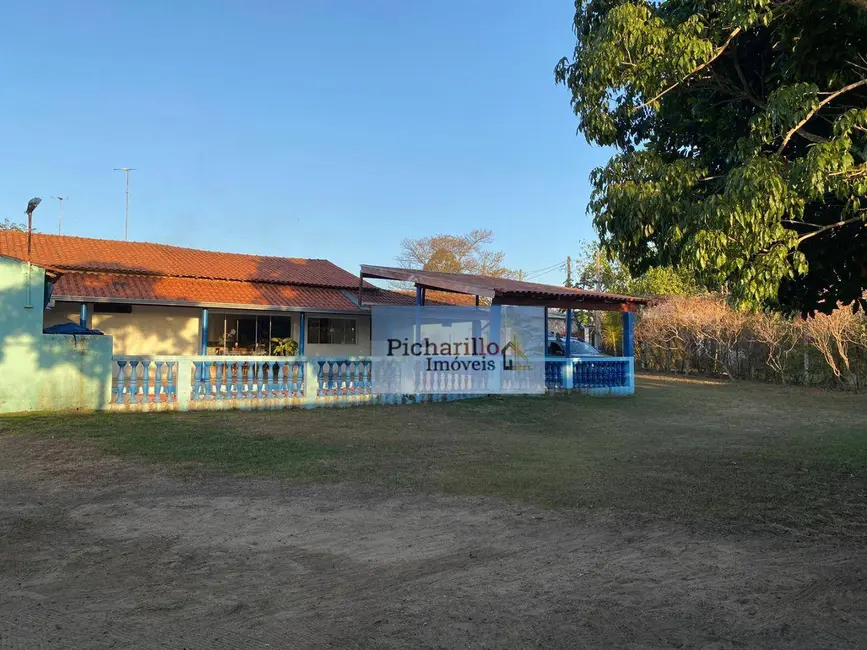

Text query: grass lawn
(2, 374), (865, 537)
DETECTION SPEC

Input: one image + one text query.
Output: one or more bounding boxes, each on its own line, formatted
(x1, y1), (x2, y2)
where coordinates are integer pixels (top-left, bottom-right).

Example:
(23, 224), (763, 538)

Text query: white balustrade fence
(111, 355), (634, 411)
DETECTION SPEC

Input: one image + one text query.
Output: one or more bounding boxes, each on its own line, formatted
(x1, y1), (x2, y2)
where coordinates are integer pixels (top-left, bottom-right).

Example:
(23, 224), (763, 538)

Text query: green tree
(556, 0), (867, 314)
(0, 218), (27, 231)
(397, 229), (518, 278)
(570, 240), (700, 297)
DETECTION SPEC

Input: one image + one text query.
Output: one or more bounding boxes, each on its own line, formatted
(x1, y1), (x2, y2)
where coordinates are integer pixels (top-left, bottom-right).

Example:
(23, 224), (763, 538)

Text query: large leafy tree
(571, 240), (701, 296)
(397, 229), (518, 278)
(556, 0), (867, 314)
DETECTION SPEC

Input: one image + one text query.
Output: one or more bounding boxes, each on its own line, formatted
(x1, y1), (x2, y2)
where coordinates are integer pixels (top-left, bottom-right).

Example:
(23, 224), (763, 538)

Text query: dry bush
(802, 307), (866, 389)
(637, 296), (747, 376)
(636, 295), (867, 389)
(750, 312), (801, 383)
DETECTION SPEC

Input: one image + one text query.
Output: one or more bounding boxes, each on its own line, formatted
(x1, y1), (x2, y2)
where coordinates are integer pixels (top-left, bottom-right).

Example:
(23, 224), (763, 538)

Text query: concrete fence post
(563, 359), (574, 390)
(177, 359), (192, 412)
(627, 357), (635, 395)
(303, 358), (320, 406)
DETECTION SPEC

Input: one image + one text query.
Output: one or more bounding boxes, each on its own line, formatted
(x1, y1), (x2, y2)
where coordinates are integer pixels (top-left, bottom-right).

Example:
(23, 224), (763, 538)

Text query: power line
(525, 262), (567, 282)
(525, 266), (566, 282)
(524, 260), (567, 276)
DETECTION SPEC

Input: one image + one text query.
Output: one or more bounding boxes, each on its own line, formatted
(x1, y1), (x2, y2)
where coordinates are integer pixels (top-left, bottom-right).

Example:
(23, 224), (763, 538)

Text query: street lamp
(23, 197), (41, 309)
(25, 197), (41, 258)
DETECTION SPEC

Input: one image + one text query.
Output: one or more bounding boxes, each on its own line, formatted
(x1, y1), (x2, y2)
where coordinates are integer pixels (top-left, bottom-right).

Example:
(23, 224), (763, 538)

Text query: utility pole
(51, 196), (67, 235)
(114, 167), (137, 241)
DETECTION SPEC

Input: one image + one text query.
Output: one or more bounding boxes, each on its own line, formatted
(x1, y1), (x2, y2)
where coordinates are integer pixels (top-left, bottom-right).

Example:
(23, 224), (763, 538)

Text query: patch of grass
(2, 375), (865, 536)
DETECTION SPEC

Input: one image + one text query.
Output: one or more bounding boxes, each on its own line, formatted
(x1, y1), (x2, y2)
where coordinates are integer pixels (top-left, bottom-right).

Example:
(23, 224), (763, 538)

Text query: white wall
(0, 259), (113, 413)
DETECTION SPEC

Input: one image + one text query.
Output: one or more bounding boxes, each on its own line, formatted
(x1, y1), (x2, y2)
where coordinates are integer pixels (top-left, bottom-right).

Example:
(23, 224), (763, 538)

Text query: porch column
(622, 311), (635, 358)
(79, 303), (88, 328)
(415, 285), (423, 344)
(489, 304), (502, 393)
(490, 304), (501, 344)
(543, 308), (548, 355)
(565, 309), (572, 356)
(298, 312), (306, 355)
(471, 302), (481, 344)
(200, 308), (208, 354)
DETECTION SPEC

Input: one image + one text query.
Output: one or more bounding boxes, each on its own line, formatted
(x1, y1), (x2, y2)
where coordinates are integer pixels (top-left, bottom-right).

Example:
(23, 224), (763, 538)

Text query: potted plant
(270, 337), (299, 356)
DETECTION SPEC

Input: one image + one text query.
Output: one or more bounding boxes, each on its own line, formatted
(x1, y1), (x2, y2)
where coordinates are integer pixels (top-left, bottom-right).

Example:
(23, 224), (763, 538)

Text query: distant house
(0, 232), (414, 357)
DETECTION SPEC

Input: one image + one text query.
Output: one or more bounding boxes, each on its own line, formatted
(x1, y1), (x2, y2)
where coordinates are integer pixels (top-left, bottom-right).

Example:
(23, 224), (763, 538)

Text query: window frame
(307, 317), (357, 346)
(206, 312), (293, 355)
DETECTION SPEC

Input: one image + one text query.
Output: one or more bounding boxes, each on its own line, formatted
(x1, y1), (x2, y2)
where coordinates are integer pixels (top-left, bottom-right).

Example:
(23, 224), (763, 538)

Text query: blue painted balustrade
(191, 358), (305, 401)
(316, 359), (372, 397)
(111, 354), (635, 410)
(544, 357), (634, 395)
(113, 358), (179, 405)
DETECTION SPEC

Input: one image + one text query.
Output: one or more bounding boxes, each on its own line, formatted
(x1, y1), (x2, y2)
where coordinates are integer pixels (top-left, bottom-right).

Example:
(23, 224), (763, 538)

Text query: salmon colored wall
(92, 306), (202, 355)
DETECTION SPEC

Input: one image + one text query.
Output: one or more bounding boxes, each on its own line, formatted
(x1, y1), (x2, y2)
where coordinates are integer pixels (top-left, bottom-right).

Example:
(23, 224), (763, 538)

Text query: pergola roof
(359, 265), (649, 312)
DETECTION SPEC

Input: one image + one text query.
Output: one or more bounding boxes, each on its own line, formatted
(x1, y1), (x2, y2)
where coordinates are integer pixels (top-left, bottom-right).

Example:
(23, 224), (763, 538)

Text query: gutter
(52, 295), (370, 316)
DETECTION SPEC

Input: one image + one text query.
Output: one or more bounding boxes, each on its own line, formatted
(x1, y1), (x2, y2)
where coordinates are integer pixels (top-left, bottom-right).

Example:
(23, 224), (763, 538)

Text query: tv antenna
(114, 167), (137, 241)
(51, 196), (67, 234)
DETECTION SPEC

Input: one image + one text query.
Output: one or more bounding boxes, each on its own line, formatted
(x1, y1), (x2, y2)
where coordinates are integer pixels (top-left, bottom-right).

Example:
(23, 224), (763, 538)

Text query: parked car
(547, 338), (606, 357)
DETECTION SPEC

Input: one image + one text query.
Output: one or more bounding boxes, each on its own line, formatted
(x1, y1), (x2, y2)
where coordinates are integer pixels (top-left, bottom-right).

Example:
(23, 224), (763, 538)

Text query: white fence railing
(110, 355), (634, 411)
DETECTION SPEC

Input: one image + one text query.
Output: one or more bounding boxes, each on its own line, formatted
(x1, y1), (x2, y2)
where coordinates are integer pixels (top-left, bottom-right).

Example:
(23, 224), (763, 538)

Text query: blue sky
(0, 1), (609, 285)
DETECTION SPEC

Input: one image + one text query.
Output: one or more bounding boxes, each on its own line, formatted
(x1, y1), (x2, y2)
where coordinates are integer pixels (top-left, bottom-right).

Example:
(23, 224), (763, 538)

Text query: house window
(307, 318), (357, 345)
(93, 303), (133, 313)
(206, 313), (293, 355)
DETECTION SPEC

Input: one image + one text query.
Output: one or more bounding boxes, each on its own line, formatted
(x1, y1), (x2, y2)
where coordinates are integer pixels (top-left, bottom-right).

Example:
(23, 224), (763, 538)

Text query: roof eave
(52, 294), (370, 315)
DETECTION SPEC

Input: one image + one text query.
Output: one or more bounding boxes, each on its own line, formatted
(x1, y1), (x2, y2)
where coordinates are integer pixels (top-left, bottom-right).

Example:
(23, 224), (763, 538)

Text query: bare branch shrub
(636, 295), (867, 389)
(802, 307), (866, 389)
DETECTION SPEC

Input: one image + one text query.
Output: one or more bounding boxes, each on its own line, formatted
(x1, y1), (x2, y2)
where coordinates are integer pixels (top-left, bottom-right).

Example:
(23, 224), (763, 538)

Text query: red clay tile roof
(55, 272), (363, 311)
(0, 231), (367, 288)
(388, 289), (480, 306)
(359, 288), (419, 306)
(360, 265), (649, 307)
(0, 232), (415, 311)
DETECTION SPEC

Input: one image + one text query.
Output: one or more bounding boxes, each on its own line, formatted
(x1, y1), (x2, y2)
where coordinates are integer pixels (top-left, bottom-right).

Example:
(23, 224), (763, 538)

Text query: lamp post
(24, 197), (41, 309)
(25, 197), (41, 258)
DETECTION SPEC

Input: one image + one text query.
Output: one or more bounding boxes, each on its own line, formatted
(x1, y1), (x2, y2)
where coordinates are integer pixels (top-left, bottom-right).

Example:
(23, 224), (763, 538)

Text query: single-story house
(0, 231), (418, 357)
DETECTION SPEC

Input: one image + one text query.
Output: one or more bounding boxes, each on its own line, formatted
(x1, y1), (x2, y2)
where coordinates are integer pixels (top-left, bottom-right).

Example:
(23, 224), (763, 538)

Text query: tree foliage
(0, 219), (27, 231)
(397, 229), (518, 278)
(556, 0), (867, 315)
(571, 240), (702, 297)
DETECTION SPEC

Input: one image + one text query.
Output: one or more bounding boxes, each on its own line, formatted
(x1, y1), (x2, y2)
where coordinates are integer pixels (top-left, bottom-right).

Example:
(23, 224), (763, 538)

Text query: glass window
(256, 317), (271, 355)
(307, 318), (357, 345)
(235, 316), (257, 354)
(207, 314), (227, 354)
(93, 303), (132, 313)
(208, 313), (293, 355)
(271, 316), (292, 340)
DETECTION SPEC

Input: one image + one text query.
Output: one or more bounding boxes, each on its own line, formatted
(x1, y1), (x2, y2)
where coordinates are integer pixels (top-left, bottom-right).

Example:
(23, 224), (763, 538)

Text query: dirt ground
(1, 435), (865, 649)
